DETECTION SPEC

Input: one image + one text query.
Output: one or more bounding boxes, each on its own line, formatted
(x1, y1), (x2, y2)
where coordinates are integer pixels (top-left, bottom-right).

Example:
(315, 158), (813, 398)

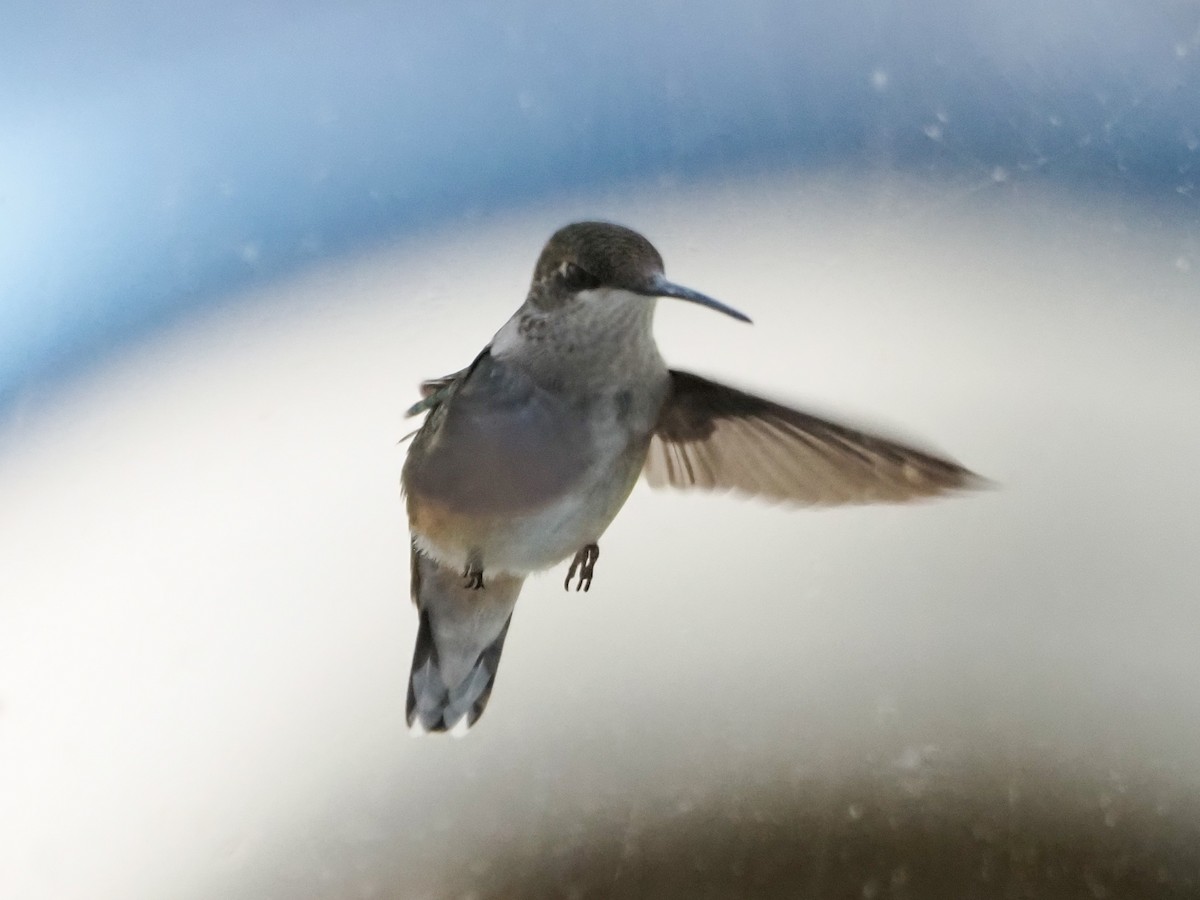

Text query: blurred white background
(5, 1), (1200, 895)
(2, 174), (1198, 897)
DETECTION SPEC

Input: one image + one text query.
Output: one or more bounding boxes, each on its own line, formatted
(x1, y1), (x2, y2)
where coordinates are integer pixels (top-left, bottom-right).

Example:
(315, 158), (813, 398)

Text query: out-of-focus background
(3, 3), (1199, 898)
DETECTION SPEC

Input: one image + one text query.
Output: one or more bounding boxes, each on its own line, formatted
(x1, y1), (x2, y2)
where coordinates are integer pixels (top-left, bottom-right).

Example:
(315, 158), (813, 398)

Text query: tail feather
(406, 550), (523, 733)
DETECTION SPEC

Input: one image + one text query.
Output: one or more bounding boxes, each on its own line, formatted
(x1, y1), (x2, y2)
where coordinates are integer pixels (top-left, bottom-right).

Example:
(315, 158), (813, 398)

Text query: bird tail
(406, 549), (524, 734)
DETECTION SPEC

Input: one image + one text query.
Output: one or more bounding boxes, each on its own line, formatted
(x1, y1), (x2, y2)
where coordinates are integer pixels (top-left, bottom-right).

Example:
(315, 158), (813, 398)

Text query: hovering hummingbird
(402, 221), (980, 733)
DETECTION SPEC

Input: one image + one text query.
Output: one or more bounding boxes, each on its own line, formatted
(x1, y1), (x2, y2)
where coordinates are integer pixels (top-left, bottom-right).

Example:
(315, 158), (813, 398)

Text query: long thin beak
(641, 275), (752, 324)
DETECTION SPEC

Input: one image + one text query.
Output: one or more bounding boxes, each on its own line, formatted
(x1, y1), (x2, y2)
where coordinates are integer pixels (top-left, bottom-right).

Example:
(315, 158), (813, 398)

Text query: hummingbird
(401, 221), (980, 733)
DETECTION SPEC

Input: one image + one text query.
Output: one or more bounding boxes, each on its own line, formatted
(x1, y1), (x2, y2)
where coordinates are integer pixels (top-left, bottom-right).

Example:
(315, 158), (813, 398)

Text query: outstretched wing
(644, 369), (983, 505)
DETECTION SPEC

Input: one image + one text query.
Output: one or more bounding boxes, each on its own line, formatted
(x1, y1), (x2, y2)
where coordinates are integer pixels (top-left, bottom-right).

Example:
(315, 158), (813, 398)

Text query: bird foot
(564, 543), (599, 592)
(462, 563), (485, 590)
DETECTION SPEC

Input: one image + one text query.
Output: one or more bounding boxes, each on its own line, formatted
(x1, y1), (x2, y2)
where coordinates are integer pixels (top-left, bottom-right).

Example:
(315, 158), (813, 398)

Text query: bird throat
(495, 290), (663, 389)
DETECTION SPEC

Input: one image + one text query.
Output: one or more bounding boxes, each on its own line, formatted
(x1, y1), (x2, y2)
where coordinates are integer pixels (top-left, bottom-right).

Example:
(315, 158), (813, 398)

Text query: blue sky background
(3, 0), (1197, 409)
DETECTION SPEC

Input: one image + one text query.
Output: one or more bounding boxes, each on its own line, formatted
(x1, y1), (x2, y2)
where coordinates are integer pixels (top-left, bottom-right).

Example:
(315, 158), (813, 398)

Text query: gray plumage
(406, 546), (519, 733)
(402, 221), (981, 733)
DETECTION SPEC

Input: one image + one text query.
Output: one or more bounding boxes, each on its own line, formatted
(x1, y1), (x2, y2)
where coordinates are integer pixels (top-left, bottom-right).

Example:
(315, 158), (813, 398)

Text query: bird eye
(559, 261), (600, 292)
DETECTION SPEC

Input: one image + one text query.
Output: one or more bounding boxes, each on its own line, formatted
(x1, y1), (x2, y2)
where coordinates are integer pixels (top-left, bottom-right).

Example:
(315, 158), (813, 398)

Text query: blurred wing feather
(404, 352), (487, 418)
(645, 370), (982, 505)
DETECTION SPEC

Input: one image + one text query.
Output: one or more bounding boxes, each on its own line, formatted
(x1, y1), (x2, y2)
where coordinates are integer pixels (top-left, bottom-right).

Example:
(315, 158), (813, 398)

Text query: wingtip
(950, 467), (997, 494)
(403, 397), (433, 418)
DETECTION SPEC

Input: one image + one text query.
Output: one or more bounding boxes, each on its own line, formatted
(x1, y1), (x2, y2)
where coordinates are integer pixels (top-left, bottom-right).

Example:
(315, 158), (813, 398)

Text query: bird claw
(564, 543), (599, 592)
(462, 564), (485, 590)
